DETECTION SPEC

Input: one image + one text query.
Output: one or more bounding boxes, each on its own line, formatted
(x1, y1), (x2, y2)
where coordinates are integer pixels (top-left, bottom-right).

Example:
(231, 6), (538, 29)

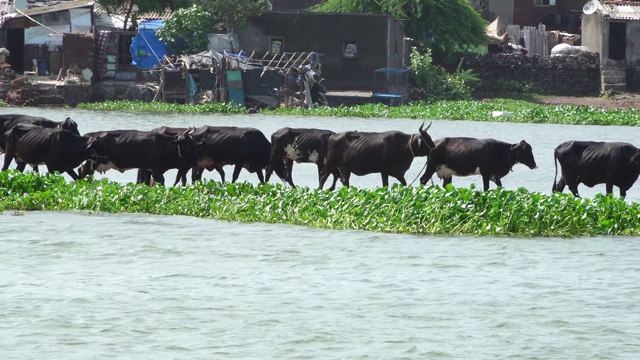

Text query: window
(343, 41), (357, 58)
(534, 0), (556, 5)
(270, 37), (284, 54)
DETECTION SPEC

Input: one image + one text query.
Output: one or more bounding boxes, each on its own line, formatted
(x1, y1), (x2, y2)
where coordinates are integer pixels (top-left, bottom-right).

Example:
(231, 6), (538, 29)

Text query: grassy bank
(2, 172), (639, 237)
(76, 99), (640, 126)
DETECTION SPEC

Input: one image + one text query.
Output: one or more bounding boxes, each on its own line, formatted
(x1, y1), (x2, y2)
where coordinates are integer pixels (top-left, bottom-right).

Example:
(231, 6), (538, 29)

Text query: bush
(411, 47), (478, 101)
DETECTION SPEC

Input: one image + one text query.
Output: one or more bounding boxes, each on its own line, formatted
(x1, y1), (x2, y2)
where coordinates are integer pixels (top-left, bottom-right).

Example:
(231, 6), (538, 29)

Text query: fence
(506, 24), (563, 57)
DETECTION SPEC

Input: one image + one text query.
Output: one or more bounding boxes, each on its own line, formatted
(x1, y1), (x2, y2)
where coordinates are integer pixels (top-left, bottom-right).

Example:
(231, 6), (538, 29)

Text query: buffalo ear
(632, 153), (640, 168)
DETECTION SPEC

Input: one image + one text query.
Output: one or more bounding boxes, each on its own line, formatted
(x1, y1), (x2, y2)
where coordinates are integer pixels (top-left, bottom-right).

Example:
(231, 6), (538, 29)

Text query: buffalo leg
(605, 182), (614, 196)
(137, 169), (152, 185)
(1, 152), (14, 171)
(215, 166), (225, 183)
(32, 165), (40, 173)
(256, 170), (265, 183)
(65, 168), (80, 181)
(419, 160), (437, 186)
(566, 182), (580, 197)
(442, 177), (452, 188)
(173, 168), (189, 186)
(151, 172), (165, 186)
(172, 170), (188, 186)
(15, 160), (26, 173)
(318, 166), (332, 189)
(381, 173), (389, 187)
(553, 176), (567, 193)
(340, 169), (351, 187)
(482, 175), (491, 191)
(285, 159), (295, 187)
(317, 164), (336, 191)
(494, 178), (503, 188)
(231, 164), (242, 183)
(191, 166), (204, 183)
(620, 187), (628, 198)
(329, 174), (339, 191)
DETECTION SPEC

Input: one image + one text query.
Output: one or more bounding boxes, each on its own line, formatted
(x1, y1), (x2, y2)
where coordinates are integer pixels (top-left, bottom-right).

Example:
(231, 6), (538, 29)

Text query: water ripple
(0, 211), (639, 358)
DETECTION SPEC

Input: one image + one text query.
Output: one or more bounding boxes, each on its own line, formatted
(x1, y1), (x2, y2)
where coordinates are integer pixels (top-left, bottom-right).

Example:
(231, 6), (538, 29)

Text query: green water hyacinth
(77, 100), (247, 114)
(77, 99), (640, 126)
(1, 172), (640, 237)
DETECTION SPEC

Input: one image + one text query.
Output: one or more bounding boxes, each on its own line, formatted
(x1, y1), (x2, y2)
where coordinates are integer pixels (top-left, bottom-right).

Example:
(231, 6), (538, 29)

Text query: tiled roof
(93, 3), (173, 20)
(599, 0), (640, 20)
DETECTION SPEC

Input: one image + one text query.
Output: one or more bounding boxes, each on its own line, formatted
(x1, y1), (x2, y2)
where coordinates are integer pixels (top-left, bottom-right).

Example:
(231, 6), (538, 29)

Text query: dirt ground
(532, 92), (640, 110)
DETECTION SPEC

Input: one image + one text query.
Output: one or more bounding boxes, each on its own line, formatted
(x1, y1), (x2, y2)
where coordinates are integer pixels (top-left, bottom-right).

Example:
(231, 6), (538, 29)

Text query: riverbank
(75, 97), (640, 126)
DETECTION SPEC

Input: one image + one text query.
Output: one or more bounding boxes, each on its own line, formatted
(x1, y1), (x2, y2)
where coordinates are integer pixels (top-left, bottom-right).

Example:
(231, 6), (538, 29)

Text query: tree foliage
(314, 0), (487, 61)
(410, 47), (478, 101)
(194, 0), (266, 32)
(156, 5), (214, 55)
(96, 0), (189, 30)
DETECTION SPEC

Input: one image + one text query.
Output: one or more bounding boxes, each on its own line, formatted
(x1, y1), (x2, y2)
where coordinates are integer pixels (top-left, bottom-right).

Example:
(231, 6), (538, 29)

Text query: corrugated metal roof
(600, 1), (640, 20)
(15, 0), (93, 17)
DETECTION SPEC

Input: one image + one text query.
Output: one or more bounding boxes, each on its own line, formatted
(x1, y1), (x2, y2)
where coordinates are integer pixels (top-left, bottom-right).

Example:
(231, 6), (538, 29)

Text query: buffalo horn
(418, 121), (432, 133)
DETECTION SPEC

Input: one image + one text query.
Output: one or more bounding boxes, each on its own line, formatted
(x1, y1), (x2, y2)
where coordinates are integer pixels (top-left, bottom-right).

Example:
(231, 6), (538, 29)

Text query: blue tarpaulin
(130, 19), (167, 69)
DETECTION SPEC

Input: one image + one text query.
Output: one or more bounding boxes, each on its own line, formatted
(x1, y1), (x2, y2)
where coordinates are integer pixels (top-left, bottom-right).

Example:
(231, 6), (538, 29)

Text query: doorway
(608, 22), (626, 61)
(6, 29), (24, 73)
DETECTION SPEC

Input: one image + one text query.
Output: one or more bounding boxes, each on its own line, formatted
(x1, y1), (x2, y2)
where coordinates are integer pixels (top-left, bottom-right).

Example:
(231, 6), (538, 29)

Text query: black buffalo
(78, 128), (197, 186)
(136, 126), (225, 186)
(2, 124), (105, 179)
(191, 126), (271, 183)
(318, 123), (436, 188)
(0, 114), (79, 170)
(265, 127), (340, 190)
(553, 141), (640, 198)
(419, 138), (537, 190)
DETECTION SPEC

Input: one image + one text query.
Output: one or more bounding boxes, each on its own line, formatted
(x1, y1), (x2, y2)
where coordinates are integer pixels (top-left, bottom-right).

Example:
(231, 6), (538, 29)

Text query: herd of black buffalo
(1, 113), (640, 198)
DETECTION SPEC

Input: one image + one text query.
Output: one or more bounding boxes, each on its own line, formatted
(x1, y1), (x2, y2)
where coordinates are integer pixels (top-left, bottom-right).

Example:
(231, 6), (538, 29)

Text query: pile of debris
(154, 49), (327, 109)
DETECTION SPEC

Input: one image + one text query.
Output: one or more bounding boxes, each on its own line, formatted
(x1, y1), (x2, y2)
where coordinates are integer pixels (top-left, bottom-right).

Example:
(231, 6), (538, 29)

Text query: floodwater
(1, 108), (640, 358)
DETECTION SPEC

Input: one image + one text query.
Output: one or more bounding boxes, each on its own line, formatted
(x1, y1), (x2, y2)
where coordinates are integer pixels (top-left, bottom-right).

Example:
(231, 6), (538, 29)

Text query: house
(236, 11), (409, 91)
(582, 0), (640, 92)
(0, 0), (94, 75)
(93, 5), (175, 81)
(472, 0), (585, 33)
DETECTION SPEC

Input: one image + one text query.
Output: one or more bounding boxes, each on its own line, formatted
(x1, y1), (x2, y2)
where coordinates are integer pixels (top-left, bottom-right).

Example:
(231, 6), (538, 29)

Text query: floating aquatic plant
(1, 171), (639, 237)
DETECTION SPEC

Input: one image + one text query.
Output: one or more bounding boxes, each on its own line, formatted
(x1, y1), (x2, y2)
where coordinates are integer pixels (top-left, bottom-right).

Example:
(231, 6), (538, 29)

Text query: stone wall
(458, 52), (601, 96)
(627, 67), (640, 92)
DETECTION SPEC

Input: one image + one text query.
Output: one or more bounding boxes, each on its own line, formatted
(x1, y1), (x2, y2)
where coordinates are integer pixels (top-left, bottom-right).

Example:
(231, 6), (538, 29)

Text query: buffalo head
(412, 121), (436, 157)
(171, 127), (198, 163)
(510, 140), (537, 169)
(60, 117), (80, 135)
(632, 150), (640, 170)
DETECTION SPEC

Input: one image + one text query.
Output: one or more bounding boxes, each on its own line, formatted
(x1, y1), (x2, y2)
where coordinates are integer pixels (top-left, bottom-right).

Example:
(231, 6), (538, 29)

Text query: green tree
(156, 5), (214, 55)
(97, 0), (189, 30)
(410, 47), (478, 101)
(314, 0), (487, 61)
(195, 0), (266, 32)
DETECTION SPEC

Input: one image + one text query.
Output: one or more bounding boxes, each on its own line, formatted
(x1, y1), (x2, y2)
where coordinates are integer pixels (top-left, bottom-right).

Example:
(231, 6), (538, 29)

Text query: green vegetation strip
(77, 99), (640, 126)
(2, 172), (639, 237)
